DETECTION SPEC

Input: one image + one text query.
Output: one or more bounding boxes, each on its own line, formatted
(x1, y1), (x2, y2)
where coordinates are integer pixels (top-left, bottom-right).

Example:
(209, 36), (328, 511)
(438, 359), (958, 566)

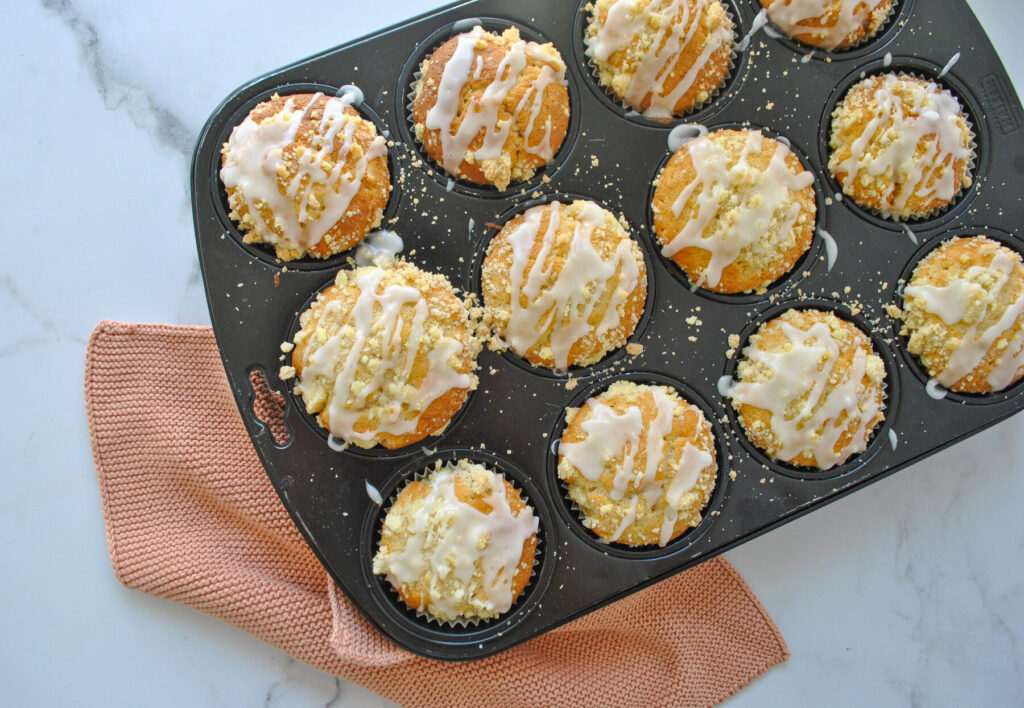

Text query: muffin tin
(191, 0), (1024, 660)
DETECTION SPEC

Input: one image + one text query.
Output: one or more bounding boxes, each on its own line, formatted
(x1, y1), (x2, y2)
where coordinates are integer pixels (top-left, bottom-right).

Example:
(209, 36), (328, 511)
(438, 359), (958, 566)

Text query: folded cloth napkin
(84, 321), (788, 708)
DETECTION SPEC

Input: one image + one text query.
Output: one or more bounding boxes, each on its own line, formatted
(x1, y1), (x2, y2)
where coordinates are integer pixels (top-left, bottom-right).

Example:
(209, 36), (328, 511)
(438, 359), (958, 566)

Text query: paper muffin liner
(581, 0), (739, 123)
(758, 0), (898, 54)
(829, 70), (978, 224)
(726, 307), (891, 472)
(555, 389), (718, 549)
(405, 23), (569, 194)
(372, 458), (542, 629)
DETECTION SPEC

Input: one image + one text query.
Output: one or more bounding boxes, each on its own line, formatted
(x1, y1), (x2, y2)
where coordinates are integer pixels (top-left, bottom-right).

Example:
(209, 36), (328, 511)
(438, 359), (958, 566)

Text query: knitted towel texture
(84, 321), (788, 708)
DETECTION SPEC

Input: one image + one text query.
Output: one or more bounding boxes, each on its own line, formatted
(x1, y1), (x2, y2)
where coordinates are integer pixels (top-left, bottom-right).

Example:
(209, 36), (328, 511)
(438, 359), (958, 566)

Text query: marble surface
(2, 0), (1022, 705)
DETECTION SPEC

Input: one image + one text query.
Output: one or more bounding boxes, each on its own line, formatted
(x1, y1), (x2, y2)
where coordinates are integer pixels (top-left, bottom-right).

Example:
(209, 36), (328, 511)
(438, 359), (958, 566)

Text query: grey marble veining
(1, 0), (1022, 706)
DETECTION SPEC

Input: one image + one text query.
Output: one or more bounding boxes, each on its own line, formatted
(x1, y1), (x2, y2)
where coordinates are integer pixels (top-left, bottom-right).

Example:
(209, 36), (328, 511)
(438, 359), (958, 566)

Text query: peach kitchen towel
(84, 321), (788, 708)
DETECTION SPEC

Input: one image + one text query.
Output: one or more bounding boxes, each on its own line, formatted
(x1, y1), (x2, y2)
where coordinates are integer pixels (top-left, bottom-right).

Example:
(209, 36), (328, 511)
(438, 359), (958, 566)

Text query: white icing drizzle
(888, 428), (898, 450)
(380, 465), (538, 618)
(817, 227), (838, 271)
(738, 8), (769, 51)
(560, 387), (712, 546)
(588, 0), (733, 119)
(883, 52), (893, 67)
(902, 223), (918, 245)
(505, 202), (641, 369)
(424, 26), (566, 173)
(717, 374), (737, 398)
(365, 480), (384, 505)
(730, 319), (882, 468)
(765, 0), (877, 50)
(925, 378), (948, 399)
(220, 92), (387, 252)
(801, 51), (816, 63)
(335, 84), (364, 106)
(354, 230), (404, 267)
(662, 131), (815, 288)
(832, 75), (970, 216)
(905, 251), (1024, 389)
(301, 268), (472, 444)
(327, 434), (348, 452)
(937, 52), (961, 79)
(667, 123), (708, 152)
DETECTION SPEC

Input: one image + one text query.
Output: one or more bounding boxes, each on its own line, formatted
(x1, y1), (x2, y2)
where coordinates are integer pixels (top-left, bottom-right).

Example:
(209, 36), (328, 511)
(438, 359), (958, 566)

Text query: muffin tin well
(191, 0), (1024, 660)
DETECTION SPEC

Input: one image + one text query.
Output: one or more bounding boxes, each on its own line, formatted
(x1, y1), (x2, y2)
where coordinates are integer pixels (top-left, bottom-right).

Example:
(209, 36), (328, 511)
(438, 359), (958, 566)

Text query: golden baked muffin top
(481, 200), (647, 370)
(585, 0), (735, 119)
(901, 236), (1024, 393)
(283, 261), (480, 450)
(412, 26), (569, 190)
(220, 92), (390, 261)
(828, 73), (973, 220)
(760, 0), (894, 50)
(652, 128), (816, 294)
(726, 309), (886, 469)
(558, 381), (717, 547)
(372, 459), (539, 622)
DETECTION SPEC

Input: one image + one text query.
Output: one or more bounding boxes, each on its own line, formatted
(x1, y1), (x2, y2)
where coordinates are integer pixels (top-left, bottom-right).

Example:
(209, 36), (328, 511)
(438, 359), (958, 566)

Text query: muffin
(411, 26), (569, 190)
(728, 309), (886, 469)
(652, 129), (816, 293)
(760, 0), (894, 50)
(220, 92), (390, 261)
(481, 200), (647, 370)
(829, 74), (973, 220)
(585, 0), (735, 120)
(901, 236), (1024, 393)
(558, 381), (717, 547)
(282, 261), (479, 450)
(372, 459), (539, 622)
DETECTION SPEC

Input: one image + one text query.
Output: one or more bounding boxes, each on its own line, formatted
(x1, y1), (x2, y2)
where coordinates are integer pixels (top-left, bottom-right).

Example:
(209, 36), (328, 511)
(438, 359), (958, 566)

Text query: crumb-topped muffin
(585, 0), (735, 120)
(558, 381), (717, 547)
(282, 261), (479, 450)
(481, 200), (647, 370)
(411, 26), (569, 191)
(901, 236), (1024, 393)
(220, 92), (390, 261)
(727, 309), (886, 469)
(760, 0), (893, 50)
(372, 459), (539, 622)
(652, 129), (816, 294)
(829, 74), (973, 220)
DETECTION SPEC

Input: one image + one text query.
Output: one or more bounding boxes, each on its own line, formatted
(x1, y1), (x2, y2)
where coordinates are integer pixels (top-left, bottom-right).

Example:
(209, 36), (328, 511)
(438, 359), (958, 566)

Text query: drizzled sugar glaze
(418, 26), (568, 189)
(829, 74), (972, 219)
(730, 311), (885, 469)
(903, 239), (1024, 391)
(292, 264), (475, 448)
(653, 129), (815, 293)
(221, 93), (388, 257)
(586, 0), (734, 119)
(486, 201), (645, 370)
(559, 382), (716, 546)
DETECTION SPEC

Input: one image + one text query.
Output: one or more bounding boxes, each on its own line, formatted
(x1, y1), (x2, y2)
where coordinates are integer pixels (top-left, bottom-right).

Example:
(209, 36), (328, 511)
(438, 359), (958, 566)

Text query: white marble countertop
(3, 1), (1022, 705)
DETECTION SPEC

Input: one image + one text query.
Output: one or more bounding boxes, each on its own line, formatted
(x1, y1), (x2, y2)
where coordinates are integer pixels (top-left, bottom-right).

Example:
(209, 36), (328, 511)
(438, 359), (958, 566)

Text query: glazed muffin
(411, 26), (569, 191)
(760, 0), (893, 50)
(282, 261), (480, 450)
(372, 459), (539, 622)
(220, 92), (390, 261)
(558, 381), (717, 547)
(481, 200), (647, 370)
(585, 0), (735, 120)
(901, 236), (1024, 393)
(652, 129), (816, 294)
(728, 309), (886, 469)
(829, 74), (973, 220)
